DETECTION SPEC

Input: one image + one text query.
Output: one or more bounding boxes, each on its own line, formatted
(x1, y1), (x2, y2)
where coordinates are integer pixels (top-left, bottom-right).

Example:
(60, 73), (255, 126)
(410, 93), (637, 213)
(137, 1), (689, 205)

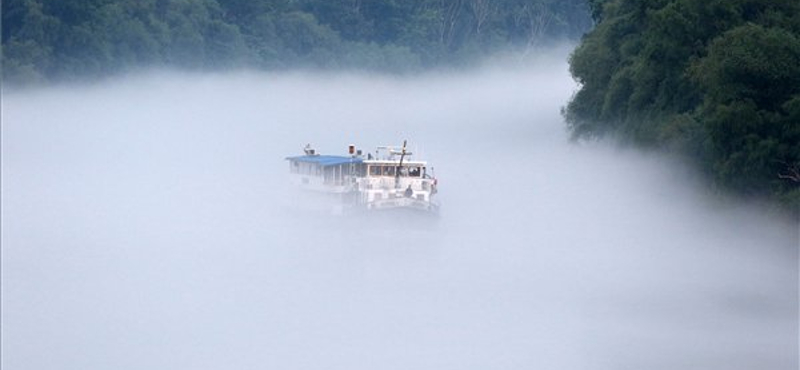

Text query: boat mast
(395, 140), (407, 189)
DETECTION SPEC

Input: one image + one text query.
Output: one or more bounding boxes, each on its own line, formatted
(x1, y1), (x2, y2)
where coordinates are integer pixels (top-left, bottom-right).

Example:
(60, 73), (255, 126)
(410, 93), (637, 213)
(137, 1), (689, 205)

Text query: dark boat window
(370, 165), (381, 177)
(383, 166), (395, 176)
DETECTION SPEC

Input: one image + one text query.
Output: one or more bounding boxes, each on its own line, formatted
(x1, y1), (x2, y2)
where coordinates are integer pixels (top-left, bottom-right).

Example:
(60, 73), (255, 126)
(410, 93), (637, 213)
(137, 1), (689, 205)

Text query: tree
(2, 0), (592, 82)
(565, 0), (800, 206)
(692, 23), (800, 195)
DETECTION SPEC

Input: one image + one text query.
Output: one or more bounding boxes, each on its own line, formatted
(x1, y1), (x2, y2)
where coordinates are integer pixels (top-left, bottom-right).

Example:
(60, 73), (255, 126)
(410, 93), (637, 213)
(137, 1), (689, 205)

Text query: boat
(286, 141), (439, 215)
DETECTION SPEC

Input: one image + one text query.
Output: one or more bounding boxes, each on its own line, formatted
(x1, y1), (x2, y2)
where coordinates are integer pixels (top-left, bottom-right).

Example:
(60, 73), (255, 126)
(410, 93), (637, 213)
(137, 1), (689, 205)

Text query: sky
(2, 48), (798, 369)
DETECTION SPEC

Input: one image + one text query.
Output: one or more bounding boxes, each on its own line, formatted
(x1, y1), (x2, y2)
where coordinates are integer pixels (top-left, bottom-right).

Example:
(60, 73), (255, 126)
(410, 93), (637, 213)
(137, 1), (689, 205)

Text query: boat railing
(356, 177), (433, 192)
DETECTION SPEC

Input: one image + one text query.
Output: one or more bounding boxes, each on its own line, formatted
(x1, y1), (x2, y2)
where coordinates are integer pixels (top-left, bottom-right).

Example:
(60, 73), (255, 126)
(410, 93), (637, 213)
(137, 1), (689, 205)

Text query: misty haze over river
(2, 49), (798, 369)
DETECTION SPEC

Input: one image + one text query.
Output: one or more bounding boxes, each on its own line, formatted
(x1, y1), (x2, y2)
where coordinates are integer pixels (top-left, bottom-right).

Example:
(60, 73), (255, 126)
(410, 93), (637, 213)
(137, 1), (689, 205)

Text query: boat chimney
(348, 144), (355, 155)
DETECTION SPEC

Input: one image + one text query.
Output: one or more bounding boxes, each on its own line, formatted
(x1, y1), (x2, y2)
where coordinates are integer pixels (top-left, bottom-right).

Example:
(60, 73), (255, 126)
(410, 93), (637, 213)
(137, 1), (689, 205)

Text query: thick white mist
(2, 50), (797, 370)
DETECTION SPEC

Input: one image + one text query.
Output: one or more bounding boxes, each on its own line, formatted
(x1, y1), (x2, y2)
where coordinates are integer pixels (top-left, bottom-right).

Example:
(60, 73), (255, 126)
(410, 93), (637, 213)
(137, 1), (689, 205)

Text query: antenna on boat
(395, 140), (407, 189)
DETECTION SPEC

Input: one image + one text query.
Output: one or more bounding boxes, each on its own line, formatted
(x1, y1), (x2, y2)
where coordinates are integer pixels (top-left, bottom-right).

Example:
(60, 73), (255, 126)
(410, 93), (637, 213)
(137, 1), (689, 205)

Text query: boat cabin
(286, 155), (364, 190)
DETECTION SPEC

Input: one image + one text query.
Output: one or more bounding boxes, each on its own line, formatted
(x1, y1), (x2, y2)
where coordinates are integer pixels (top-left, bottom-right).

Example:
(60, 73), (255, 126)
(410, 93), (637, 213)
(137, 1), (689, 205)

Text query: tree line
(2, 0), (591, 83)
(565, 0), (800, 209)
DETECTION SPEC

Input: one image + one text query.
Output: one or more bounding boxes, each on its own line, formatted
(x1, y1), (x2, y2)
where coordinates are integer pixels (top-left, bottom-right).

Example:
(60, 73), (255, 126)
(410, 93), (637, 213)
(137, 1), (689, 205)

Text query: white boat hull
(364, 196), (439, 214)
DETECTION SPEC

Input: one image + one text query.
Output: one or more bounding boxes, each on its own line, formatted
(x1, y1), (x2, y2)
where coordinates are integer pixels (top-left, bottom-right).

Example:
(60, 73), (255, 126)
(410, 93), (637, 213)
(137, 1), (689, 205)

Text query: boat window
(408, 167), (421, 177)
(369, 165), (381, 177)
(383, 166), (395, 177)
(398, 166), (409, 177)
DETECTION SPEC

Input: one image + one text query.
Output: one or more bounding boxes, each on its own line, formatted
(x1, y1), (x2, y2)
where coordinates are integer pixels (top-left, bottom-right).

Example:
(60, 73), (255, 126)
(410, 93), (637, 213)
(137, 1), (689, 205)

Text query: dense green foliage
(565, 0), (800, 208)
(2, 0), (591, 83)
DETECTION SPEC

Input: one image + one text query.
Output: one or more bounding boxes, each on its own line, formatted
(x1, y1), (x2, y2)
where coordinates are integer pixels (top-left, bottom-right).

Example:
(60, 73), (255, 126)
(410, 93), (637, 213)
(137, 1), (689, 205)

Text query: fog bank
(2, 51), (798, 370)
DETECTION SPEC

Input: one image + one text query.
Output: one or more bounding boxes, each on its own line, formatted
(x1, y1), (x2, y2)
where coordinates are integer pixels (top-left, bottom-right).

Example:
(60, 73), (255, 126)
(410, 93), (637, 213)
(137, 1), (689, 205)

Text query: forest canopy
(565, 0), (800, 208)
(1, 0), (592, 83)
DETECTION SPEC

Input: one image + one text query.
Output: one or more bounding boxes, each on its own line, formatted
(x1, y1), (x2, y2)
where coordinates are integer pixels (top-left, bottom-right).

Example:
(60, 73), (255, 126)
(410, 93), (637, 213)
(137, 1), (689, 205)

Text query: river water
(3, 51), (798, 369)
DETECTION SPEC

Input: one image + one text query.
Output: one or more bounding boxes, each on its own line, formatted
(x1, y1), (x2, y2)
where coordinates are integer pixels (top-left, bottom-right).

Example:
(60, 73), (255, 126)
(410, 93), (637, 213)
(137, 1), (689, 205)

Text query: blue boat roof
(286, 155), (363, 167)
